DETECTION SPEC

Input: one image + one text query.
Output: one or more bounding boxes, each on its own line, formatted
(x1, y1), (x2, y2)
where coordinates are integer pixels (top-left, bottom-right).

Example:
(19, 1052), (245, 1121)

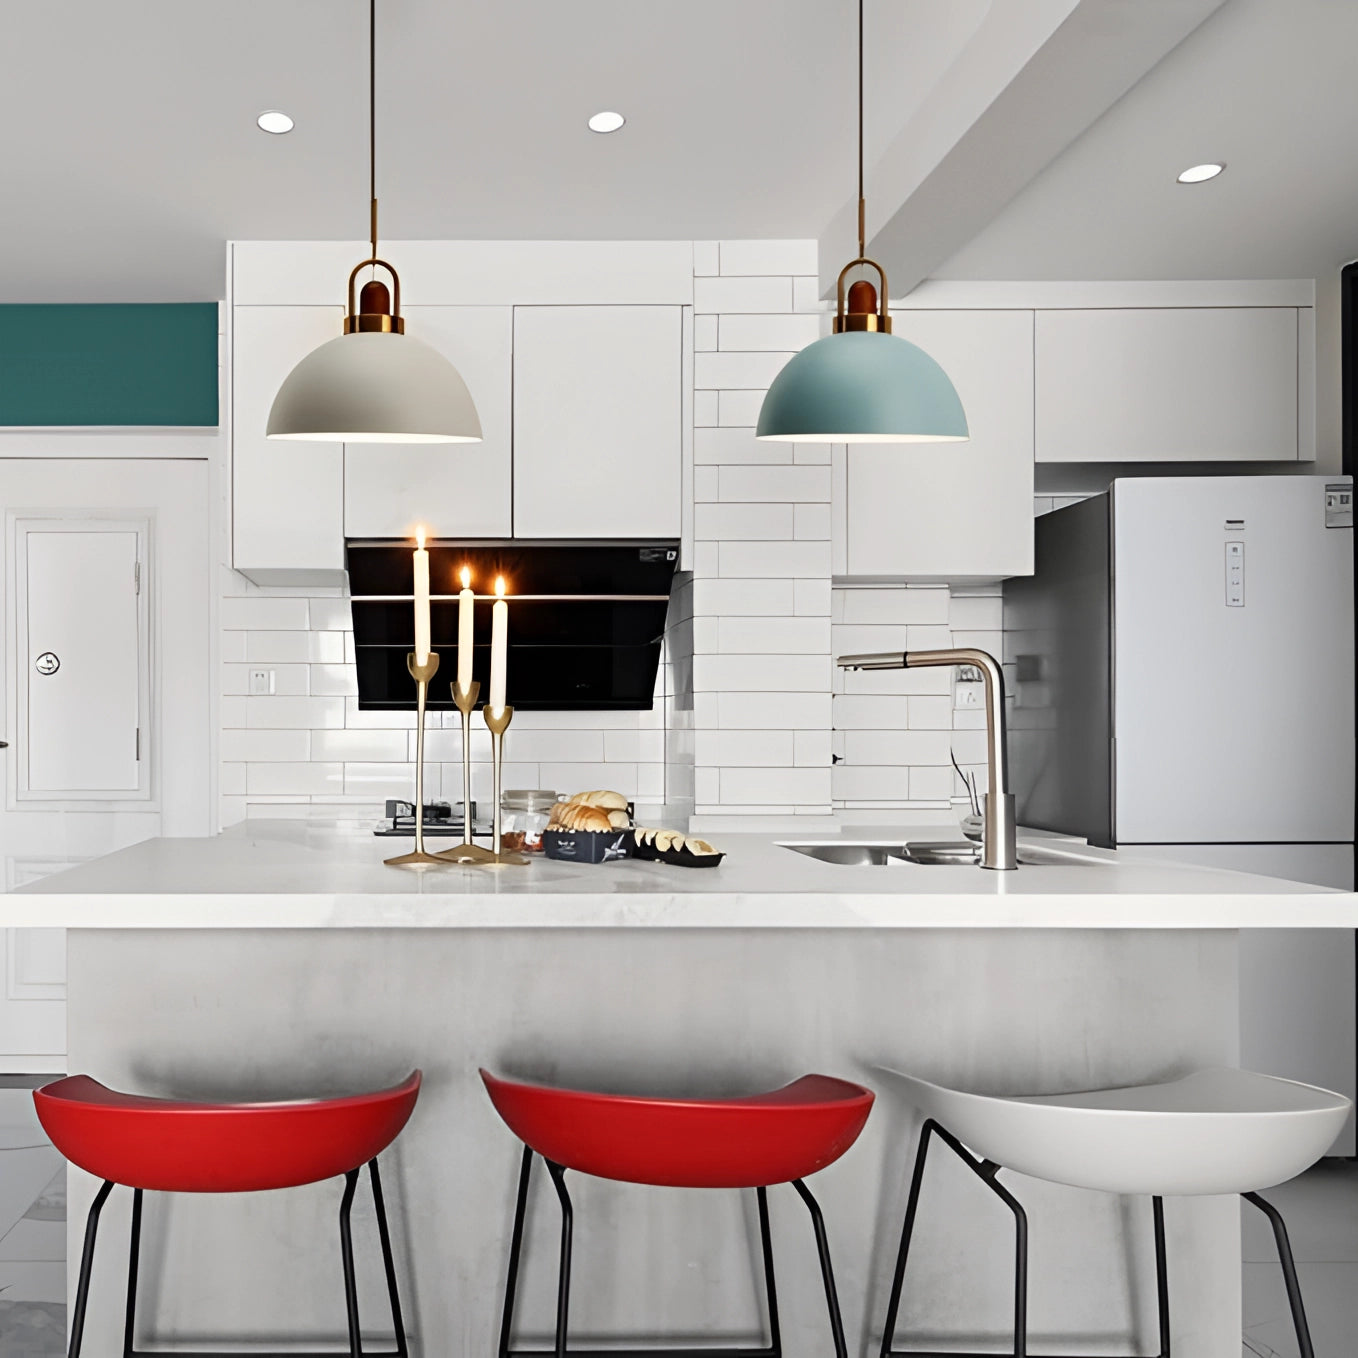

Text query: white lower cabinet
(344, 306), (514, 539)
(840, 310), (1035, 581)
(1035, 307), (1303, 462)
(232, 306), (345, 581)
(512, 305), (683, 539)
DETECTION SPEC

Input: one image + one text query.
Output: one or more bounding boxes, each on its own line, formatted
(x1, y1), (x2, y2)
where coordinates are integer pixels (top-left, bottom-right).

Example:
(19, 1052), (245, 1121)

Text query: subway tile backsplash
(830, 584), (1004, 813)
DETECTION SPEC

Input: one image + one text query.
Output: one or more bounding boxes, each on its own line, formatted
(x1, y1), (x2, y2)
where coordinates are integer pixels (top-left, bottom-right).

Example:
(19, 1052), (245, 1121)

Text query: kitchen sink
(784, 843), (906, 866)
(781, 840), (1097, 867)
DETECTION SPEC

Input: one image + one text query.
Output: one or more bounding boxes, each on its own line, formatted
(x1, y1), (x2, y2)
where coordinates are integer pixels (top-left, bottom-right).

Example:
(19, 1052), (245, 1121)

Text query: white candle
(457, 566), (475, 692)
(413, 528), (431, 666)
(489, 575), (508, 714)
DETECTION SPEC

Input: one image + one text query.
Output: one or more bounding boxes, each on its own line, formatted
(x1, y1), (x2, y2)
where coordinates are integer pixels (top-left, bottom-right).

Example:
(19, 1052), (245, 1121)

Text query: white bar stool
(879, 1067), (1351, 1358)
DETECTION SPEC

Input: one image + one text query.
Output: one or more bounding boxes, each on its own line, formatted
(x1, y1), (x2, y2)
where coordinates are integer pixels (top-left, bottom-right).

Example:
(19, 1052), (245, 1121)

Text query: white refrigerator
(1005, 475), (1356, 1151)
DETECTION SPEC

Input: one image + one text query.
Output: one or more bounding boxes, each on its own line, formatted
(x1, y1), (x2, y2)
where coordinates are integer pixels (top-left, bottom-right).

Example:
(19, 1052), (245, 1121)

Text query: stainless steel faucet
(836, 647), (1018, 870)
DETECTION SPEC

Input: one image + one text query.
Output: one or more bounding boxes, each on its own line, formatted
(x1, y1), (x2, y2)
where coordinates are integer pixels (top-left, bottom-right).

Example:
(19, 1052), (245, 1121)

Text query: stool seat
(481, 1069), (873, 1188)
(35, 1071), (421, 1193)
(886, 1066), (1350, 1196)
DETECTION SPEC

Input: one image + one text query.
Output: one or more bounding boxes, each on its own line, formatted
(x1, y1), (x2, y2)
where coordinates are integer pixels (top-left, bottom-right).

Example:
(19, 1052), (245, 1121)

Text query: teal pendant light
(756, 0), (968, 445)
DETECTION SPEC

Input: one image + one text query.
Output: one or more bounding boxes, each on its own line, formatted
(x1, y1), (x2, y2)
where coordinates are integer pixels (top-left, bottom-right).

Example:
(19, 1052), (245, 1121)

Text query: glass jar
(500, 789), (558, 853)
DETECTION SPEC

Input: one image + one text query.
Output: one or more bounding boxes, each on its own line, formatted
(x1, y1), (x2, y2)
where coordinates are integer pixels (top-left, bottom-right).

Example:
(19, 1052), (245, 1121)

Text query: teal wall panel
(0, 304), (218, 427)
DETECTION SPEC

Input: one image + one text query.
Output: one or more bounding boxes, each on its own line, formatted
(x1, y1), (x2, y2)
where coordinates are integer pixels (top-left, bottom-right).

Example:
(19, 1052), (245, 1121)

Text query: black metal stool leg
(499, 1146), (535, 1358)
(790, 1179), (848, 1358)
(368, 1159), (409, 1358)
(1150, 1197), (1169, 1358)
(122, 1187), (143, 1358)
(1242, 1192), (1314, 1358)
(338, 1168), (363, 1358)
(880, 1120), (938, 1358)
(69, 1179), (115, 1358)
(881, 1122), (1031, 1358)
(545, 1161), (574, 1358)
(756, 1186), (782, 1357)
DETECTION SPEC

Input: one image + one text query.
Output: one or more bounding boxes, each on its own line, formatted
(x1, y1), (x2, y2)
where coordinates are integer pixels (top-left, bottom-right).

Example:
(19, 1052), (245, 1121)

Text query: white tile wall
(831, 584), (1004, 812)
(687, 241), (834, 817)
(218, 573), (684, 826)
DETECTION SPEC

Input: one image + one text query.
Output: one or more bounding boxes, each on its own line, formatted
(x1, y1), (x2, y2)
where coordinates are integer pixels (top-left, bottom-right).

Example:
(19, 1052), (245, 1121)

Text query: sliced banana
(653, 830), (677, 853)
(687, 838), (718, 857)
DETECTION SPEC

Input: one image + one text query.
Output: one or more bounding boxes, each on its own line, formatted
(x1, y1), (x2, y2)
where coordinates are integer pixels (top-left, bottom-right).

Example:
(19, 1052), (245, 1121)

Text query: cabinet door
(1035, 307), (1299, 462)
(844, 310), (1034, 580)
(345, 307), (513, 539)
(513, 306), (682, 539)
(232, 306), (344, 578)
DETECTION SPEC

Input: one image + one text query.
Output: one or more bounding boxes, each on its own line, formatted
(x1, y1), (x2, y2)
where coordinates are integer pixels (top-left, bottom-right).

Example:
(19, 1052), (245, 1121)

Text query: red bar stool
(34, 1070), (422, 1358)
(481, 1069), (874, 1358)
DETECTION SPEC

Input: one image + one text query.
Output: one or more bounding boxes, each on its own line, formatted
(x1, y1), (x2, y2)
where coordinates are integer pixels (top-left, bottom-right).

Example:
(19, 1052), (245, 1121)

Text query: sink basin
(780, 840), (1100, 867)
(784, 843), (905, 866)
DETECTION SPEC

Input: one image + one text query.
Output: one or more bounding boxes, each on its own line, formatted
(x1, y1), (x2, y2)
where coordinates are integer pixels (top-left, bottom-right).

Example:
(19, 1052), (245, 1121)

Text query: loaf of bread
(554, 803), (612, 832)
(568, 789), (629, 812)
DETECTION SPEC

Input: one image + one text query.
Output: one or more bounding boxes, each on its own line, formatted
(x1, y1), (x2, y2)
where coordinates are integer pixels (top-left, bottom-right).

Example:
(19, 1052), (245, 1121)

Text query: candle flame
(415, 527), (426, 551)
(460, 566), (471, 589)
(495, 575), (506, 599)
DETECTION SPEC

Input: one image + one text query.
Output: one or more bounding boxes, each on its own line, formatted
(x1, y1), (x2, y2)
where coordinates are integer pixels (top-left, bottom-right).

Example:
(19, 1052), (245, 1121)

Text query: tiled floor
(1243, 1158), (1358, 1358)
(0, 1112), (1347, 1358)
(0, 1083), (65, 1358)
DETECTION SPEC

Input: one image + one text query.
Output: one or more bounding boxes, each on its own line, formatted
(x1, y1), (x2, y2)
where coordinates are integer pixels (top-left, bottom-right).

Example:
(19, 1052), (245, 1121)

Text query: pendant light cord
(857, 0), (865, 259)
(369, 0), (378, 260)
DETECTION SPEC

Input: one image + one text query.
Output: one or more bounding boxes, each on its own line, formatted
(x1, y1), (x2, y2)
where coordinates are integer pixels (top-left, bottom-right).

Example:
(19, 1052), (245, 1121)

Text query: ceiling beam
(819, 0), (1228, 299)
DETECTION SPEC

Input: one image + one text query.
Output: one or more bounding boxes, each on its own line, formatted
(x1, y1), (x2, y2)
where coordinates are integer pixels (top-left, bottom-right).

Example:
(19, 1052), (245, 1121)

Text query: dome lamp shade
(268, 263), (482, 443)
(757, 258), (967, 444)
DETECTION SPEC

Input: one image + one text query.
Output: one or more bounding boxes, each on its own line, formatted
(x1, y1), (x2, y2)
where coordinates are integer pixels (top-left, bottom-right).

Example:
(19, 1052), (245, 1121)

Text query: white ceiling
(8, 0), (1355, 302)
(932, 0), (1358, 281)
(0, 0), (983, 302)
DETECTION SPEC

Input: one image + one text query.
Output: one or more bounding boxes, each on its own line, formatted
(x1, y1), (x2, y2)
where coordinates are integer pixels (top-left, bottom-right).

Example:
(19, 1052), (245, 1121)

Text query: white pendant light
(267, 0), (482, 444)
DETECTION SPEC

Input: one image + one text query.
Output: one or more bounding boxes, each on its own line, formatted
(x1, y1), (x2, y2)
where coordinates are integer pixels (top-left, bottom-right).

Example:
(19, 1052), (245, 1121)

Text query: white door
(842, 309), (1034, 580)
(1113, 476), (1354, 843)
(0, 458), (211, 1070)
(345, 306), (514, 539)
(232, 305), (345, 581)
(1035, 307), (1300, 462)
(513, 305), (683, 539)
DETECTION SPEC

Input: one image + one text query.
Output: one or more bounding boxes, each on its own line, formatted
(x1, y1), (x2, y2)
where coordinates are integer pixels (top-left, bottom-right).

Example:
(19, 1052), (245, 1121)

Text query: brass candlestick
(384, 653), (452, 870)
(435, 679), (496, 865)
(481, 704), (529, 866)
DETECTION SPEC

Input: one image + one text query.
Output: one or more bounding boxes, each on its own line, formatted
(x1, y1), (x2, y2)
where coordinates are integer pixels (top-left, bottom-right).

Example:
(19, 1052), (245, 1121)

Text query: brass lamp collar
(343, 257), (405, 335)
(833, 257), (892, 334)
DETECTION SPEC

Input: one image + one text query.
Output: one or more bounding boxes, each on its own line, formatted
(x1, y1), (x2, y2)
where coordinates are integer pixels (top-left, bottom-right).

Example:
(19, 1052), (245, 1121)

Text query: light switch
(1225, 540), (1244, 607)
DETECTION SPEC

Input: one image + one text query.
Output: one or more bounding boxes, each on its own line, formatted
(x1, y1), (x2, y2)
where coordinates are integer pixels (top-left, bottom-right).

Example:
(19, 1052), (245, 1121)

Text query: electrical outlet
(954, 672), (984, 710)
(248, 668), (276, 696)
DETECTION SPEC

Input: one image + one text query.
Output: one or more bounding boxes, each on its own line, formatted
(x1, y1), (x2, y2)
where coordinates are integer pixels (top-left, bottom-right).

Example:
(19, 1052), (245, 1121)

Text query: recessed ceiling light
(257, 110), (295, 135)
(1177, 162), (1224, 184)
(588, 110), (625, 134)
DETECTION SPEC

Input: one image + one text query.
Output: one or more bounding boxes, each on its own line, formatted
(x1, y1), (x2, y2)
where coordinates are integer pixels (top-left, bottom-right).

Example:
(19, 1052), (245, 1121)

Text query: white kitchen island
(13, 820), (1358, 1358)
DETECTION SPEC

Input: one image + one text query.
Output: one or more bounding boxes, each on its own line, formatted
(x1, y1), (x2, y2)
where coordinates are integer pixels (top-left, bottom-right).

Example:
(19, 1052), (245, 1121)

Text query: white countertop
(7, 819), (1356, 929)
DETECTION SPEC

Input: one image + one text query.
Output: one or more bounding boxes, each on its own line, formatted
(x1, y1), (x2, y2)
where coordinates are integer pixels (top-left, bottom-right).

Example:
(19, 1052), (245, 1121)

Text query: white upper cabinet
(512, 305), (683, 539)
(344, 307), (513, 539)
(232, 306), (345, 581)
(1035, 307), (1303, 462)
(841, 310), (1035, 581)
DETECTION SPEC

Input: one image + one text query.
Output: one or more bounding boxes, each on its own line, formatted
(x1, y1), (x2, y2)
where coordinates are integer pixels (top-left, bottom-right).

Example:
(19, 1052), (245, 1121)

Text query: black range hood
(345, 540), (679, 711)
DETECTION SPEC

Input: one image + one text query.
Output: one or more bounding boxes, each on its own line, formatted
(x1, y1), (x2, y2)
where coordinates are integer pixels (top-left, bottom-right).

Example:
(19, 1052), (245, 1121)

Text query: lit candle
(412, 528), (431, 666)
(489, 575), (508, 714)
(457, 566), (475, 692)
